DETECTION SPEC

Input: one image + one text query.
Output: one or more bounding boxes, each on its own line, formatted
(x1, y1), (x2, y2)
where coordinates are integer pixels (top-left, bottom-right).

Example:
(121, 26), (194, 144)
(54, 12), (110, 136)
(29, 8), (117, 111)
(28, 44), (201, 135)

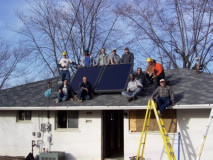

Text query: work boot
(158, 110), (163, 117)
(128, 97), (133, 102)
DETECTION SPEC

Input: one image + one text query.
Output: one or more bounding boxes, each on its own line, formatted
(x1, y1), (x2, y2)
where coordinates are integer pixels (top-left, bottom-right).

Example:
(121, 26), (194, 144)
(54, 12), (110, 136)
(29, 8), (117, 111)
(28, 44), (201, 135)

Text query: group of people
(82, 47), (134, 66)
(121, 57), (175, 115)
(55, 47), (134, 103)
(58, 47), (134, 82)
(51, 48), (175, 115)
(56, 76), (92, 103)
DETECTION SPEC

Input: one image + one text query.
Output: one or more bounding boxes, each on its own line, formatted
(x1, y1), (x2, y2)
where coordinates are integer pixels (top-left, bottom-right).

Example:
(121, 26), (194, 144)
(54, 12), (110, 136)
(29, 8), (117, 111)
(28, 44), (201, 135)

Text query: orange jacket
(152, 62), (164, 76)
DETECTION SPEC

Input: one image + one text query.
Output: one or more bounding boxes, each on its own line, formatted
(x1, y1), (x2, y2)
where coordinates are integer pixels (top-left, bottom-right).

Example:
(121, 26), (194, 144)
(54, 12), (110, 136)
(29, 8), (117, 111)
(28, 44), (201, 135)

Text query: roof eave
(0, 104), (212, 110)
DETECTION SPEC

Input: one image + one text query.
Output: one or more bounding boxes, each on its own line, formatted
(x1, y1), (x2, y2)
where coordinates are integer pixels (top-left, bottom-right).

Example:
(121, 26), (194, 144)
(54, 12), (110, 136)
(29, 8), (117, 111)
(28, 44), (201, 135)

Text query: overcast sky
(0, 0), (27, 41)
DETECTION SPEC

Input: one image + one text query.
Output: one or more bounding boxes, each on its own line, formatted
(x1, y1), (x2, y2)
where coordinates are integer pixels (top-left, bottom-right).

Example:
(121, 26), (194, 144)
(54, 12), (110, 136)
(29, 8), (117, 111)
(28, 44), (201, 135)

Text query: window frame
(55, 111), (79, 130)
(16, 110), (32, 122)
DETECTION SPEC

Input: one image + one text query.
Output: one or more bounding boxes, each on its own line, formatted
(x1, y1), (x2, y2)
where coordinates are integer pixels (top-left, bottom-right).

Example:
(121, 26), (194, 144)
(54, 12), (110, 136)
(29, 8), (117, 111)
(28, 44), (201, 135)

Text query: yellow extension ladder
(136, 100), (176, 160)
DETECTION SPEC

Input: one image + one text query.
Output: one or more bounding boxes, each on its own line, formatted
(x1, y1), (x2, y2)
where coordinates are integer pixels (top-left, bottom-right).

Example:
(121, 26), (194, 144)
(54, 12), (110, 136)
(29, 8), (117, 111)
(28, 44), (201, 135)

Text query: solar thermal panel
(94, 64), (133, 93)
(70, 66), (103, 92)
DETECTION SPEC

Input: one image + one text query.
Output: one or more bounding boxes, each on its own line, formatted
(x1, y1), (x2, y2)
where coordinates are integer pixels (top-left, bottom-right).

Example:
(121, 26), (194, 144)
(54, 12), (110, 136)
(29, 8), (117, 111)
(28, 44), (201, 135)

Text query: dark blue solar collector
(70, 66), (103, 92)
(95, 64), (132, 93)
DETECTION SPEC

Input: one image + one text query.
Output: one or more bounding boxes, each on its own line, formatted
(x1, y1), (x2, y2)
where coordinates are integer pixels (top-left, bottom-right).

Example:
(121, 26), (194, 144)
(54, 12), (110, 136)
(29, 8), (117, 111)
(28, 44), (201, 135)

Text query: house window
(129, 110), (177, 133)
(56, 111), (79, 129)
(17, 111), (32, 121)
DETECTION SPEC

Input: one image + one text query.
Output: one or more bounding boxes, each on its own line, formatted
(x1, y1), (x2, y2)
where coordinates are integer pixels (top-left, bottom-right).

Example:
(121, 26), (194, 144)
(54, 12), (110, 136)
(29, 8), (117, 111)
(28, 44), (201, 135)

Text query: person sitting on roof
(56, 79), (75, 103)
(78, 76), (92, 102)
(122, 74), (143, 102)
(59, 51), (76, 82)
(151, 79), (175, 116)
(151, 59), (165, 88)
(109, 49), (120, 65)
(81, 49), (95, 67)
(44, 82), (53, 98)
(97, 48), (110, 65)
(121, 47), (134, 64)
(135, 67), (149, 87)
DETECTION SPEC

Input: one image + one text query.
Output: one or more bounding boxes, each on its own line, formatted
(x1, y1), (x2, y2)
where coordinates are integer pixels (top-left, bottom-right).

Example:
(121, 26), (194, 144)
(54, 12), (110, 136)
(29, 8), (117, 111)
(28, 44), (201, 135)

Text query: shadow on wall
(66, 153), (76, 160)
(179, 118), (197, 160)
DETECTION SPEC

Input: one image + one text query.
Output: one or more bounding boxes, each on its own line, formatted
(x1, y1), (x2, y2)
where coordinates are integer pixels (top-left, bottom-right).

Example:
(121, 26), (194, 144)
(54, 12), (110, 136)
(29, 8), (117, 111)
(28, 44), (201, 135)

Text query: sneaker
(128, 97), (133, 102)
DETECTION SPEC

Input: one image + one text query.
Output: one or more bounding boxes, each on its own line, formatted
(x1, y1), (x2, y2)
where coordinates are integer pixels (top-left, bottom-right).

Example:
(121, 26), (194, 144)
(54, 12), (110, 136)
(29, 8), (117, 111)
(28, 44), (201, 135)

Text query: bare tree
(117, 0), (213, 71)
(0, 40), (29, 89)
(16, 0), (120, 78)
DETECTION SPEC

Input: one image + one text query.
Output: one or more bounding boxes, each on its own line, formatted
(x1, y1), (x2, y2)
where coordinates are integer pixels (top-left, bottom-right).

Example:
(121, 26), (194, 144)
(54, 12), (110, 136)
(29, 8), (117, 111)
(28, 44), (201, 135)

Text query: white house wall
(124, 109), (213, 160)
(0, 110), (102, 160)
(0, 109), (213, 160)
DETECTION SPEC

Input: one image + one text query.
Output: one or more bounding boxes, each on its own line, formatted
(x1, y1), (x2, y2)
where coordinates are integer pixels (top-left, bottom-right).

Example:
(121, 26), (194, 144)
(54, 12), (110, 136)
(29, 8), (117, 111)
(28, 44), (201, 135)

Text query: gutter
(0, 104), (212, 110)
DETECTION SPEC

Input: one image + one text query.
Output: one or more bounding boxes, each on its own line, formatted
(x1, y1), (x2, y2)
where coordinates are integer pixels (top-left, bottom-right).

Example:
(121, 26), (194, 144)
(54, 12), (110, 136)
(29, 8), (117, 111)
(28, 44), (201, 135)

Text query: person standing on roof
(59, 51), (75, 82)
(146, 57), (154, 76)
(56, 79), (75, 103)
(121, 47), (134, 64)
(109, 49), (120, 65)
(78, 76), (92, 102)
(151, 79), (175, 116)
(97, 48), (110, 65)
(151, 59), (165, 88)
(122, 74), (143, 102)
(81, 49), (95, 67)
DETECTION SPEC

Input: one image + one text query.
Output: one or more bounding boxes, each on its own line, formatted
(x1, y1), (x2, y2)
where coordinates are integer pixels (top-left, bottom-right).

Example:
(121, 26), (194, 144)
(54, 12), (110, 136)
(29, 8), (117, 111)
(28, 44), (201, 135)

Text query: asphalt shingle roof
(0, 68), (213, 107)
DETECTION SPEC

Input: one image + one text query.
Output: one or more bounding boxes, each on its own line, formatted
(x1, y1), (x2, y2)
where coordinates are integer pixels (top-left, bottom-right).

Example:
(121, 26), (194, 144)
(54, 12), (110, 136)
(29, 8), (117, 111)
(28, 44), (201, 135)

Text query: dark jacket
(121, 52), (134, 64)
(80, 81), (92, 94)
(59, 84), (74, 98)
(135, 72), (146, 86)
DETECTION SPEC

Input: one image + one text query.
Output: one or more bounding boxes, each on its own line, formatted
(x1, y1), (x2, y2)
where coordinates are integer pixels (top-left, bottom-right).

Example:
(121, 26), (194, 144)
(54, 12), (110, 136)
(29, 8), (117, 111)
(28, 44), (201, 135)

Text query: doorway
(102, 110), (124, 159)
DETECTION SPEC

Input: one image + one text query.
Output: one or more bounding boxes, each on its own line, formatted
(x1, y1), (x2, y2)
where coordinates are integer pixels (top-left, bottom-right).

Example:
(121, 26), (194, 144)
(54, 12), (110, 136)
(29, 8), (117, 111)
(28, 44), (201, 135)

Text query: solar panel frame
(94, 64), (133, 93)
(70, 66), (104, 92)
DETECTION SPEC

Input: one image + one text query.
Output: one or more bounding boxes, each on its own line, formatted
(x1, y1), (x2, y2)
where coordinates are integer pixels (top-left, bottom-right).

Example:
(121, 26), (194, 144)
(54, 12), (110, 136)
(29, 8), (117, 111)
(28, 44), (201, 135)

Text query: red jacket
(152, 63), (164, 76)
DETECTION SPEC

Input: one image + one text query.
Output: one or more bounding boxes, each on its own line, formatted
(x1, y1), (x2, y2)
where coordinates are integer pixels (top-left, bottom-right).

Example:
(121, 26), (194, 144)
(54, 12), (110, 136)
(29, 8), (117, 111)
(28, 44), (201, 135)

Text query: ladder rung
(167, 143), (172, 147)
(170, 152), (174, 155)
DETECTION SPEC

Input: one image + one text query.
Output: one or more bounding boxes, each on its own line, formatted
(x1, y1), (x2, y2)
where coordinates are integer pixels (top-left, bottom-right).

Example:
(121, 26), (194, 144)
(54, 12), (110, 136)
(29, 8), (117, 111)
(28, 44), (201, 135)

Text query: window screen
(57, 111), (79, 129)
(18, 111), (32, 121)
(68, 111), (79, 128)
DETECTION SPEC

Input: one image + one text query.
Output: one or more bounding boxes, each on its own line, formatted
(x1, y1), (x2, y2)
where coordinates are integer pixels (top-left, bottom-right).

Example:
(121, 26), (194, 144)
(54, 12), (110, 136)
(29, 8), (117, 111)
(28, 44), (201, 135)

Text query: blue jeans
(61, 70), (70, 82)
(122, 88), (141, 98)
(58, 92), (69, 102)
(157, 97), (171, 112)
(78, 89), (91, 100)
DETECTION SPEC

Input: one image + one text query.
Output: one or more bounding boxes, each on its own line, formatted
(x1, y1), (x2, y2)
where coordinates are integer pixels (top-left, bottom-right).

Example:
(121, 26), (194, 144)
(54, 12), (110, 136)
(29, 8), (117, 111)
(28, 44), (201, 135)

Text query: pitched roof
(0, 68), (213, 108)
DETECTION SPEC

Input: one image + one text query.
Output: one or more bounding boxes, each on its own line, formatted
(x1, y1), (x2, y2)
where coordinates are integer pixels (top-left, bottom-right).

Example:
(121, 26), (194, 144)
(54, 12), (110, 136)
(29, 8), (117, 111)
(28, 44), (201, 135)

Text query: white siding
(0, 110), (102, 160)
(124, 109), (213, 160)
(0, 109), (213, 160)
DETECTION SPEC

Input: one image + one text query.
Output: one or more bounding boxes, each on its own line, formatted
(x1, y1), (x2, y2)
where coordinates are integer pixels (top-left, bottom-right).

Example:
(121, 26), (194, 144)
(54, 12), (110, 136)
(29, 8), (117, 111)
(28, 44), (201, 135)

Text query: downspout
(178, 132), (181, 160)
